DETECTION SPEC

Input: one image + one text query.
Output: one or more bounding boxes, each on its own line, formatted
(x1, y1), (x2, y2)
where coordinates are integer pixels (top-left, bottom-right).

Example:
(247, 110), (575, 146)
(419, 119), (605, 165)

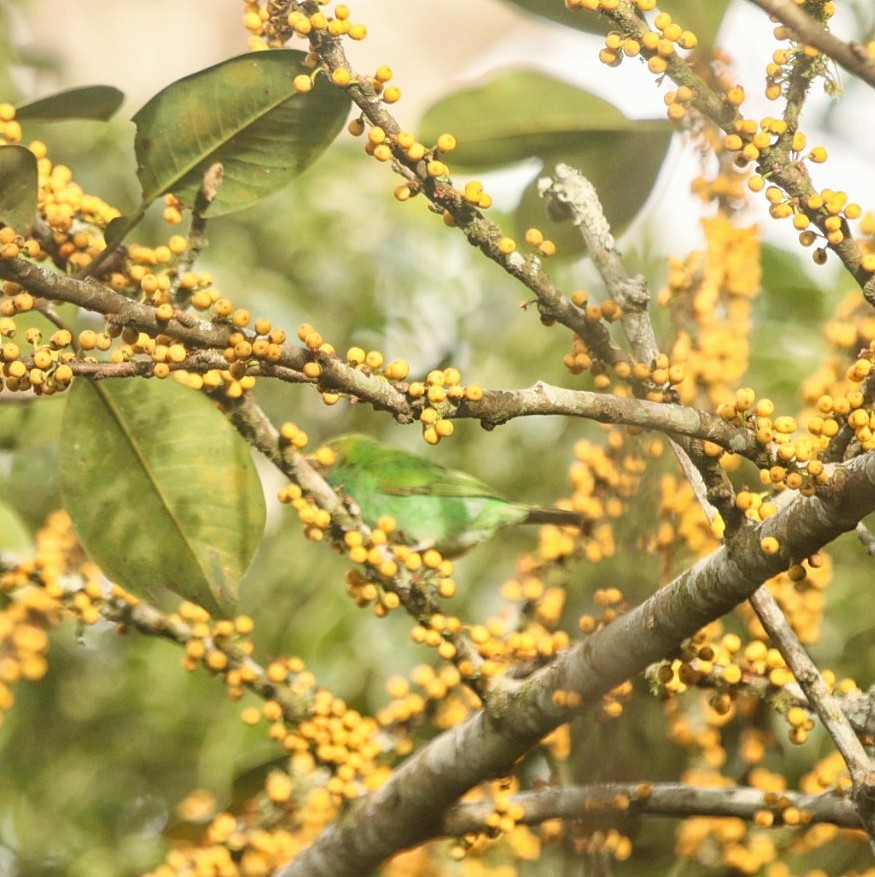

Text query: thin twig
(749, 587), (875, 846)
(746, 0), (875, 89)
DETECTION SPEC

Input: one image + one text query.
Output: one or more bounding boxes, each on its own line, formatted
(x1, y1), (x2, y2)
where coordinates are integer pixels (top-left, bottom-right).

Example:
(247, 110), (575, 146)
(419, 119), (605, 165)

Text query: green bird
(317, 434), (587, 557)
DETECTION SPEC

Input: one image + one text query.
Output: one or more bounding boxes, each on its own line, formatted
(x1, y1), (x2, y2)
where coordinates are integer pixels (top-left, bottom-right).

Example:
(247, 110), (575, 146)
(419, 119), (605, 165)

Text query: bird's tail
(522, 507), (588, 529)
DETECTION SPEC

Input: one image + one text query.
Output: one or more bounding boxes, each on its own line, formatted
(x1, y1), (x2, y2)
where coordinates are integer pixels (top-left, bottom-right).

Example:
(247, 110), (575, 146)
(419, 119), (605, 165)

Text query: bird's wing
(373, 452), (504, 500)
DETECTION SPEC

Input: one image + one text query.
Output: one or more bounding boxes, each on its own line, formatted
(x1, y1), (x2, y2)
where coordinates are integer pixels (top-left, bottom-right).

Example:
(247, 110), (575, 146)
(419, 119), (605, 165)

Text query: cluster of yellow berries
(343, 345), (408, 382)
(714, 387), (828, 489)
(105, 231), (191, 301)
(448, 778), (543, 862)
(0, 511), (130, 719)
(242, 682), (386, 801)
(172, 601), (256, 686)
(597, 11), (698, 75)
(197, 813), (301, 877)
(739, 552), (830, 647)
(662, 217), (761, 407)
(279, 458), (458, 613)
(663, 83), (698, 122)
(379, 664), (472, 735)
(750, 178), (865, 262)
(822, 311), (875, 358)
(411, 610), (465, 664)
(0, 226), (41, 262)
(764, 1), (837, 102)
(241, 0), (367, 51)
(0, 100), (22, 142)
(481, 782), (527, 838)
(346, 119), (462, 194)
(295, 322), (425, 411)
(577, 586), (627, 635)
(569, 433), (642, 551)
(724, 116), (802, 167)
(800, 750), (853, 798)
(0, 303), (79, 395)
(409, 366), (482, 445)
(0, 595), (54, 719)
(676, 801), (780, 872)
(278, 481), (333, 543)
(658, 624), (827, 746)
(656, 630), (741, 701)
(651, 473), (723, 561)
(149, 780), (362, 877)
(0, 111), (119, 271)
(574, 827), (634, 863)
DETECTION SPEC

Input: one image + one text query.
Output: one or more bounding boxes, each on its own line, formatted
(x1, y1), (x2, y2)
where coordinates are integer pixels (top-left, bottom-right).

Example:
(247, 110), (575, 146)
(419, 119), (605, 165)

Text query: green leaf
(104, 214), (131, 247)
(421, 70), (655, 168)
(0, 145), (38, 232)
(759, 243), (825, 320)
(16, 85), (124, 121)
(499, 0), (610, 35)
(420, 70), (672, 252)
(660, 0), (731, 49)
(499, 0), (730, 49)
(59, 378), (266, 615)
(132, 50), (351, 217)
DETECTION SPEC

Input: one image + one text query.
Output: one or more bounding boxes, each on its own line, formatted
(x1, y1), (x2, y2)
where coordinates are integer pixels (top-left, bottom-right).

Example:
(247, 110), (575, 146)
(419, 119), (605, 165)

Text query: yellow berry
(726, 86), (745, 106)
(760, 536), (780, 554)
(294, 74), (314, 94)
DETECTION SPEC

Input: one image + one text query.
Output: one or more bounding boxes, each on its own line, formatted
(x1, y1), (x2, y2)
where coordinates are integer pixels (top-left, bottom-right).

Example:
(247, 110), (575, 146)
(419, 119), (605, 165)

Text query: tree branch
(443, 781), (862, 834)
(278, 451), (875, 876)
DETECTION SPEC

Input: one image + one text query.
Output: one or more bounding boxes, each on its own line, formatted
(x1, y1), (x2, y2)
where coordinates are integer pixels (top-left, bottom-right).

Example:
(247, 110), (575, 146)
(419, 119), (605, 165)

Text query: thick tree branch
(278, 452), (875, 876)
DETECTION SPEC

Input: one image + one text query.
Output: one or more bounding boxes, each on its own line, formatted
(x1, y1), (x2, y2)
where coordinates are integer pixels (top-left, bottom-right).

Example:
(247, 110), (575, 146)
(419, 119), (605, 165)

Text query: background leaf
(420, 70), (672, 251)
(420, 70), (652, 168)
(16, 85), (124, 121)
(132, 50), (350, 217)
(59, 378), (266, 615)
(0, 500), (32, 552)
(0, 145), (38, 231)
(499, 0), (731, 50)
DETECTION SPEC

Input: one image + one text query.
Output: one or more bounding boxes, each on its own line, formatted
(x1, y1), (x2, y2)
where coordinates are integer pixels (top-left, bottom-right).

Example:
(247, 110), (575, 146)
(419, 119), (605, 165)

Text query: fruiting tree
(2, 1), (875, 876)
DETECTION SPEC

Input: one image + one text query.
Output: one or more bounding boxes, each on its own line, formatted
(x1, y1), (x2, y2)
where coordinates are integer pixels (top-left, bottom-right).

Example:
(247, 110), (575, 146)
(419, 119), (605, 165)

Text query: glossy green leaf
(59, 378), (266, 615)
(132, 50), (350, 217)
(16, 85), (124, 121)
(0, 145), (38, 232)
(500, 0), (730, 49)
